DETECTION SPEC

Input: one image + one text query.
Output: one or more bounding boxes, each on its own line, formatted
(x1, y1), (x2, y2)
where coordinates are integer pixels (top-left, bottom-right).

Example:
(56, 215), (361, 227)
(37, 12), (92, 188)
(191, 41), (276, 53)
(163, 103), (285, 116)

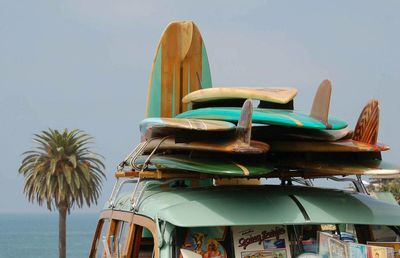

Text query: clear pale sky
(1, 0), (399, 213)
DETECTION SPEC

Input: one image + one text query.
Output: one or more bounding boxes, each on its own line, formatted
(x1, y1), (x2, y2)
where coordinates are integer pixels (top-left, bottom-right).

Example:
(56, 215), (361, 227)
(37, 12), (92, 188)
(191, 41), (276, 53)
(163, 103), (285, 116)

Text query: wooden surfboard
(146, 21), (212, 118)
(352, 99), (380, 145)
(176, 107), (347, 130)
(256, 98), (385, 151)
(269, 140), (389, 152)
(142, 100), (270, 154)
(272, 159), (400, 176)
(142, 137), (269, 154)
(140, 117), (235, 137)
(182, 87), (297, 104)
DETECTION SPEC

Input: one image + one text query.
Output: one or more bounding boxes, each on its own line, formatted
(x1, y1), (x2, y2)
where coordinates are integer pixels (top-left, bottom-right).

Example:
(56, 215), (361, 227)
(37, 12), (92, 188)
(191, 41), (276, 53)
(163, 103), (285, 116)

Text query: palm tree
(19, 129), (106, 258)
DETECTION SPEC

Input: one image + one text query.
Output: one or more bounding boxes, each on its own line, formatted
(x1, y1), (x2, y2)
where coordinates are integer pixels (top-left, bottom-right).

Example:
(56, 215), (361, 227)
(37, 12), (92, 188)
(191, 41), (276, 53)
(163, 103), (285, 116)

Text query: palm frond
(19, 128), (106, 211)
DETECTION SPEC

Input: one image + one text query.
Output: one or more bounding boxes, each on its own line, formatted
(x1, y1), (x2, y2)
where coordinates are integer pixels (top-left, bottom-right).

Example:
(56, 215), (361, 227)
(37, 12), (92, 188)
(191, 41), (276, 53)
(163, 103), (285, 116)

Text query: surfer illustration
(202, 239), (223, 258)
(192, 233), (206, 254)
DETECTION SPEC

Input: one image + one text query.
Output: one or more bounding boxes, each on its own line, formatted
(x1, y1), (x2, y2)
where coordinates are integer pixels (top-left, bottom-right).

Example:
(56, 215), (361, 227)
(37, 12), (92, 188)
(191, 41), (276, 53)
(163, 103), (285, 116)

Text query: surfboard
(133, 154), (274, 177)
(141, 100), (269, 154)
(131, 154), (399, 178)
(272, 158), (400, 176)
(182, 87), (297, 104)
(140, 117), (235, 137)
(309, 80), (331, 126)
(142, 137), (269, 154)
(253, 100), (382, 143)
(145, 21), (212, 118)
(252, 125), (353, 142)
(353, 99), (380, 145)
(269, 140), (389, 152)
(176, 107), (347, 130)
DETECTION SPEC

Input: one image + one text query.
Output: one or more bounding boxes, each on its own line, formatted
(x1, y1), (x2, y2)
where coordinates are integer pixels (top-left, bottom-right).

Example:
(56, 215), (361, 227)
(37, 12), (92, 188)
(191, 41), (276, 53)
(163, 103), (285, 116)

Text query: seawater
(0, 213), (98, 258)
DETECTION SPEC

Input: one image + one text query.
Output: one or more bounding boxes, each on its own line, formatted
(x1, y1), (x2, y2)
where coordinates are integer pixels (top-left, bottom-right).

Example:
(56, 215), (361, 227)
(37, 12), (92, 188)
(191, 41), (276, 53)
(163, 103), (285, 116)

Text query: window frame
(89, 210), (159, 258)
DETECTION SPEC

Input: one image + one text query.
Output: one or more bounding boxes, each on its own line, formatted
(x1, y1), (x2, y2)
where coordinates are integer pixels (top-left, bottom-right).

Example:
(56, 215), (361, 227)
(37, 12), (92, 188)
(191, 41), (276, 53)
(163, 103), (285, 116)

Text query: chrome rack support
(130, 178), (192, 212)
(322, 176), (368, 194)
(117, 142), (147, 171)
(132, 136), (171, 171)
(291, 178), (314, 187)
(108, 178), (139, 208)
(356, 175), (369, 194)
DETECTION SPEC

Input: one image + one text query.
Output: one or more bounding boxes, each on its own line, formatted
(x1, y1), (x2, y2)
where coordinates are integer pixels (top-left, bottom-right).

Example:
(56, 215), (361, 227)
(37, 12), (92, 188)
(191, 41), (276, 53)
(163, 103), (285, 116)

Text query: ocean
(0, 213), (98, 258)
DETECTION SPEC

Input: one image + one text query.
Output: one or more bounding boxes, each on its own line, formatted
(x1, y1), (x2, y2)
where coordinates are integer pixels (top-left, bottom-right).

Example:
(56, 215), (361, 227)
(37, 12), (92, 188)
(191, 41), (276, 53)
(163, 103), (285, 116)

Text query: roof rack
(129, 178), (194, 211)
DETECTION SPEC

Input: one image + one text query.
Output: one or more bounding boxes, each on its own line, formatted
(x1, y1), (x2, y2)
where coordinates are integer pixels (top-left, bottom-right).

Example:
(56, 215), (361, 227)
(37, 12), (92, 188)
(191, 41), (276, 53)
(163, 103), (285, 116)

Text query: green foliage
(381, 179), (400, 203)
(19, 129), (106, 211)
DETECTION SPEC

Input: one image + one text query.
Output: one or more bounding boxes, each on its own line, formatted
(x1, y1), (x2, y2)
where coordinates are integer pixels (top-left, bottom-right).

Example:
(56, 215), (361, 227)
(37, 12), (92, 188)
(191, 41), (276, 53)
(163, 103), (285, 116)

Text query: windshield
(173, 224), (400, 258)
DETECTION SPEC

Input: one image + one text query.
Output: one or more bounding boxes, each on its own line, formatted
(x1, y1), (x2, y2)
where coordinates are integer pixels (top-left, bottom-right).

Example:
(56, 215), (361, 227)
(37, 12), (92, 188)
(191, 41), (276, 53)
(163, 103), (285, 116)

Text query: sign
(318, 232), (333, 258)
(367, 245), (388, 258)
(181, 227), (227, 258)
(232, 225), (291, 258)
(348, 243), (367, 258)
(367, 242), (400, 258)
(328, 238), (348, 258)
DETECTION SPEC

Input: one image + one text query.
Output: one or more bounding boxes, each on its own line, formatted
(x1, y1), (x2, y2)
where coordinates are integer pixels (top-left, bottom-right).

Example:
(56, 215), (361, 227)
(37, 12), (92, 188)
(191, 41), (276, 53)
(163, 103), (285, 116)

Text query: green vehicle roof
(110, 185), (400, 227)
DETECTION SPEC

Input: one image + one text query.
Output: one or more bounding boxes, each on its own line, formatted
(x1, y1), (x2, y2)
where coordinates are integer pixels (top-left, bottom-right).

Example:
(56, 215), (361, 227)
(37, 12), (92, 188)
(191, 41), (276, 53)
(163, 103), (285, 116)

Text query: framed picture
(180, 227), (228, 258)
(328, 237), (348, 258)
(367, 245), (388, 258)
(367, 242), (400, 258)
(348, 243), (367, 258)
(318, 231), (334, 258)
(232, 225), (291, 258)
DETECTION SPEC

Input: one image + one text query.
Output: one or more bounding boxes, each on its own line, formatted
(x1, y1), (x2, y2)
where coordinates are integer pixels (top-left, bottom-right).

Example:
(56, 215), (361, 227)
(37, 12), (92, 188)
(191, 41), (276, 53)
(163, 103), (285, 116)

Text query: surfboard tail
(352, 99), (380, 145)
(235, 99), (253, 144)
(310, 80), (332, 127)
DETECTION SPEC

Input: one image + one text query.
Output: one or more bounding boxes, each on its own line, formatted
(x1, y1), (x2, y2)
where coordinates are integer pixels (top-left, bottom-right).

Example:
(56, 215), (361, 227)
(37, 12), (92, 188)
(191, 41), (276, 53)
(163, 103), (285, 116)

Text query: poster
(348, 243), (367, 258)
(329, 237), (348, 258)
(367, 242), (400, 258)
(367, 245), (388, 258)
(181, 227), (227, 258)
(232, 225), (291, 258)
(318, 232), (333, 258)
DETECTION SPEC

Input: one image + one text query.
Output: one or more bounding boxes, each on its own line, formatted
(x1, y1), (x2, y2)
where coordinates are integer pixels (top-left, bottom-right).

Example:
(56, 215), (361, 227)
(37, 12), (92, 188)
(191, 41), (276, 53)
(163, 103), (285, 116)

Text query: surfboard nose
(164, 21), (194, 61)
(146, 21), (212, 118)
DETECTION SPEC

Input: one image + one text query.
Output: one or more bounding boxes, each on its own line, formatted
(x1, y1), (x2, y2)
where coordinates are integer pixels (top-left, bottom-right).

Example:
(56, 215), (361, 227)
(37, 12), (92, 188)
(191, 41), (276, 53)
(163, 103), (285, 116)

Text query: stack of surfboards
(117, 21), (399, 180)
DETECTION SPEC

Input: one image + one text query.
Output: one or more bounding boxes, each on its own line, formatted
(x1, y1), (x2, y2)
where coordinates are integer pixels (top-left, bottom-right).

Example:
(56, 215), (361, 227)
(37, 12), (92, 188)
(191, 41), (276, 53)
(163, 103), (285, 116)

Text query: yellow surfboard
(182, 87), (297, 104)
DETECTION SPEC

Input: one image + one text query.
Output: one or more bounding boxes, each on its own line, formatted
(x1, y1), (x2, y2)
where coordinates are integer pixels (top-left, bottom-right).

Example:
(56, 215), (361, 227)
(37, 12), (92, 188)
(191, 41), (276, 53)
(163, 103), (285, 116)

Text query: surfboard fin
(310, 80), (332, 127)
(235, 99), (253, 144)
(352, 99), (380, 145)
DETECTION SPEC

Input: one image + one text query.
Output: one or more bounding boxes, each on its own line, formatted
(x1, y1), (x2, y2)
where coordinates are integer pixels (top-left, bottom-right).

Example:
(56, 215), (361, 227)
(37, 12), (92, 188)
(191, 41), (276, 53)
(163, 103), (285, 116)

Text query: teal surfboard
(134, 155), (274, 177)
(176, 107), (347, 130)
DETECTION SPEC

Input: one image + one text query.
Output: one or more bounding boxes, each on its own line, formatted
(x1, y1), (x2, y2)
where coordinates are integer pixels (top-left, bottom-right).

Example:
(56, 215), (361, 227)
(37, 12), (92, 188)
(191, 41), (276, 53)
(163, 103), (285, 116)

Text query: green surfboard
(176, 107), (347, 130)
(134, 154), (274, 177)
(131, 154), (399, 178)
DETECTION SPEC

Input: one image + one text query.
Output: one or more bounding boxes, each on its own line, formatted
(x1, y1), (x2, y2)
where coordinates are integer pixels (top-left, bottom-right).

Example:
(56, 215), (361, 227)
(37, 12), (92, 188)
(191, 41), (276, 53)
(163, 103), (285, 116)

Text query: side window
(131, 226), (155, 258)
(91, 219), (133, 258)
(92, 218), (110, 258)
(117, 221), (130, 255)
(370, 225), (399, 242)
(107, 220), (130, 257)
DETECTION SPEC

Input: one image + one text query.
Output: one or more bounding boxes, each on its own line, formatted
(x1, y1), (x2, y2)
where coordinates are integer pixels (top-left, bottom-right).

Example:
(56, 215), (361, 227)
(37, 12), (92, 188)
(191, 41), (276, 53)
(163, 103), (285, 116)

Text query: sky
(1, 0), (399, 213)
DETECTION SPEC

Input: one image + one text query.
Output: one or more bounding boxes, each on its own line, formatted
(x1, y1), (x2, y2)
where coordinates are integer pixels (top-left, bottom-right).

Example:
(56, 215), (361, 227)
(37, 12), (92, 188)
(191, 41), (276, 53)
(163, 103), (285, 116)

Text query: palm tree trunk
(59, 204), (67, 258)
